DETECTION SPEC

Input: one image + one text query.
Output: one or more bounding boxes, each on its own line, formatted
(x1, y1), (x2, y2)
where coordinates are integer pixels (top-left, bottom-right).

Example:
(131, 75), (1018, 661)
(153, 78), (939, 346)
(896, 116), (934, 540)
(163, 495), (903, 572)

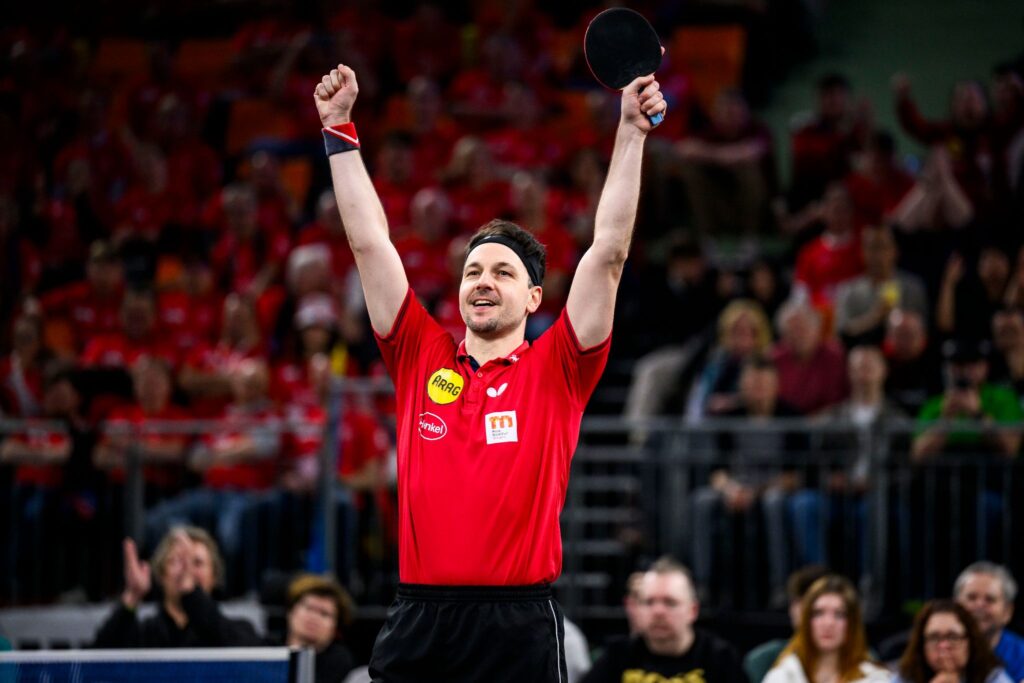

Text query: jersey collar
(456, 339), (530, 367)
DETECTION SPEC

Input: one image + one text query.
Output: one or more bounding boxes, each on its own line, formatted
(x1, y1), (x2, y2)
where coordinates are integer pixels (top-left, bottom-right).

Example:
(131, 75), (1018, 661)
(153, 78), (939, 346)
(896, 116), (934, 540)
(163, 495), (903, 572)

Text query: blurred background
(1, 0), (1023, 674)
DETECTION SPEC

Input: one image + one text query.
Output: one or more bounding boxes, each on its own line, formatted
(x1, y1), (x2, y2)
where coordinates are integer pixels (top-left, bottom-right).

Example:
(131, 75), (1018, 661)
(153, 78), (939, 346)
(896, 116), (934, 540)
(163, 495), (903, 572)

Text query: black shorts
(369, 583), (568, 683)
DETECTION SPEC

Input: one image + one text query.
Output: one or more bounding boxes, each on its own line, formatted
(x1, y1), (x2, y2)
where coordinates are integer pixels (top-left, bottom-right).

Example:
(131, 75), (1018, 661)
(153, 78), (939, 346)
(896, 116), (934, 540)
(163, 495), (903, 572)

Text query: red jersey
(794, 233), (864, 309)
(80, 332), (180, 369)
(7, 424), (70, 488)
(0, 355), (44, 417)
(158, 290), (222, 353)
(201, 402), (282, 490)
(376, 290), (610, 585)
(101, 404), (191, 487)
(39, 281), (123, 348)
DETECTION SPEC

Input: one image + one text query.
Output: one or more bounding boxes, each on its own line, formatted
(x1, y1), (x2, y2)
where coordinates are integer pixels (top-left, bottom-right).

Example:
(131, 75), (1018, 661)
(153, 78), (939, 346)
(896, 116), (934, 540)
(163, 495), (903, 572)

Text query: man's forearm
(329, 152), (391, 253)
(592, 125), (646, 262)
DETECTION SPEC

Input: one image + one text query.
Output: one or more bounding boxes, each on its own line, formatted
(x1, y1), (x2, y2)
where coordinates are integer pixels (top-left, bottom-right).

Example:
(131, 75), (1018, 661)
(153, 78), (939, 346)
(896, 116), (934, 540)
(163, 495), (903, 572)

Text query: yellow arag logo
(427, 368), (464, 405)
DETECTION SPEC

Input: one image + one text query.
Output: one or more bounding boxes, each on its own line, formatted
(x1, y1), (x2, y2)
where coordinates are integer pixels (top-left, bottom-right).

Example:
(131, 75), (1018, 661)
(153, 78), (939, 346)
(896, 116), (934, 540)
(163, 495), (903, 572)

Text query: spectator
(792, 183), (865, 315)
(296, 191), (357, 285)
(145, 358), (282, 593)
(0, 313), (49, 417)
(623, 571), (647, 638)
(772, 299), (848, 415)
(745, 259), (789, 322)
(883, 310), (940, 415)
(894, 600), (1012, 683)
(282, 574), (356, 683)
(36, 239), (124, 352)
(80, 286), (179, 370)
(372, 132), (419, 233)
(989, 306), (1024, 401)
(690, 356), (805, 606)
(156, 252), (222, 355)
(954, 562), (1024, 682)
(763, 575), (888, 683)
(744, 566), (831, 683)
(937, 246), (1011, 344)
(441, 136), (511, 234)
(685, 299), (774, 420)
(893, 75), (994, 223)
(844, 131), (915, 227)
(581, 557), (747, 683)
(789, 73), (868, 210)
(179, 293), (265, 417)
(834, 224), (928, 347)
(393, 188), (455, 308)
(94, 530), (262, 646)
(677, 88), (775, 237)
(912, 339), (1021, 461)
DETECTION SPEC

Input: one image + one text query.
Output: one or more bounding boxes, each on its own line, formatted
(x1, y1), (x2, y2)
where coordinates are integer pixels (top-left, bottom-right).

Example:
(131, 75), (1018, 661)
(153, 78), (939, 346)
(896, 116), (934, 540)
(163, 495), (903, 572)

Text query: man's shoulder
(999, 628), (1024, 651)
(692, 628), (742, 659)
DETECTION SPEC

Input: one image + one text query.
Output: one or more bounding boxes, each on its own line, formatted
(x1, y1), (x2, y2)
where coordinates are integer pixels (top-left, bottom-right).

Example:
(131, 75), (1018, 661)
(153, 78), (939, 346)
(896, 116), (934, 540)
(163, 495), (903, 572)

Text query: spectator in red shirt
(792, 183), (865, 316)
(209, 183), (291, 300)
(112, 143), (179, 245)
(844, 131), (915, 227)
(394, 188), (455, 307)
(789, 73), (869, 210)
(81, 286), (179, 370)
(37, 240), (124, 351)
(442, 136), (512, 234)
(372, 133), (419, 235)
(145, 358), (282, 593)
(179, 293), (265, 417)
(0, 313), (50, 417)
(93, 357), (191, 497)
(153, 95), (222, 218)
(157, 255), (222, 355)
(402, 77), (461, 187)
(297, 191), (357, 286)
(392, 2), (461, 84)
(772, 298), (849, 414)
(484, 83), (567, 172)
(677, 89), (776, 237)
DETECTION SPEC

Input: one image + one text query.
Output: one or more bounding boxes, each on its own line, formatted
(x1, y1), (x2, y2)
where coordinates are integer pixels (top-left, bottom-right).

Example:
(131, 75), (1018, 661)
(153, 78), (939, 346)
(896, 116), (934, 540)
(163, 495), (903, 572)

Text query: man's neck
(464, 330), (526, 367)
(647, 629), (695, 658)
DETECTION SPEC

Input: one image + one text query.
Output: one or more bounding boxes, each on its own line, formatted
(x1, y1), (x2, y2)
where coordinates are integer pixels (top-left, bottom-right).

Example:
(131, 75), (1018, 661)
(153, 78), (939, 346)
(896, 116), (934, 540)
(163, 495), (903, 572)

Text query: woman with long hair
(895, 600), (1012, 683)
(764, 575), (888, 683)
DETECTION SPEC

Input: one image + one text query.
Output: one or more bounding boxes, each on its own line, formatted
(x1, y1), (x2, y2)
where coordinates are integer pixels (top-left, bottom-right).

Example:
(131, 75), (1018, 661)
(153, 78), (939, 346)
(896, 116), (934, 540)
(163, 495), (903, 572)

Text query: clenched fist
(314, 64), (359, 128)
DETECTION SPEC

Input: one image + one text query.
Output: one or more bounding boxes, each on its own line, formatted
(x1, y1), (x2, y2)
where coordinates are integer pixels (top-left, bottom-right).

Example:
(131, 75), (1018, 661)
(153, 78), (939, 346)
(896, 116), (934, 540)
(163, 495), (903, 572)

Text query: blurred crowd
(0, 0), (1023, 609)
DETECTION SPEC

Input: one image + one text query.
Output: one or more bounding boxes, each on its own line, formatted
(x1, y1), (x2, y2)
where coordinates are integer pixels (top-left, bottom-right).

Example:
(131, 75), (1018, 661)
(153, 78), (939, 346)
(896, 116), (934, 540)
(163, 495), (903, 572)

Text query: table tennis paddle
(584, 7), (665, 126)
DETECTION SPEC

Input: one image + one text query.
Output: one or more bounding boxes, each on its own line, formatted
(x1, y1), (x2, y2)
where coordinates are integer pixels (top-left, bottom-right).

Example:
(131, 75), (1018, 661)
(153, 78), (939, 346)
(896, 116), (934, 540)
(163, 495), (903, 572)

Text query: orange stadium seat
(225, 98), (295, 155)
(670, 25), (746, 111)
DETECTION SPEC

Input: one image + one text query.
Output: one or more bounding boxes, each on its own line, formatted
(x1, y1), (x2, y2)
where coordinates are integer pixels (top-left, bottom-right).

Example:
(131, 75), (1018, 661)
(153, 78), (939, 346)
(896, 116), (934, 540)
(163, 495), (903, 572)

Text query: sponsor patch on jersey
(486, 382), (508, 398)
(485, 411), (518, 445)
(418, 412), (448, 440)
(427, 367), (464, 405)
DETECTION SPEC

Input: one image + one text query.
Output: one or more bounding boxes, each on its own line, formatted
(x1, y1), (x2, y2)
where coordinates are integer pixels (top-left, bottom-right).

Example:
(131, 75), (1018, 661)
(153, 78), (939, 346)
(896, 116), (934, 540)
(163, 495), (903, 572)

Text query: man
(772, 299), (848, 415)
(582, 557), (747, 683)
(283, 574), (356, 683)
(94, 527), (261, 646)
(834, 224), (928, 347)
(954, 562), (1024, 682)
(314, 61), (666, 682)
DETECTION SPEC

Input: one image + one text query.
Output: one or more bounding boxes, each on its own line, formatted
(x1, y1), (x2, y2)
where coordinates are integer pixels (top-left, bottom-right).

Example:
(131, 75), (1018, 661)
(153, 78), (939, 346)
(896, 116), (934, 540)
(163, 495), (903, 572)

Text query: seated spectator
(834, 224), (928, 347)
(883, 309), (940, 415)
(156, 253), (222, 355)
(690, 356), (805, 606)
(937, 246), (1011, 344)
(441, 136), (511, 234)
(844, 131), (915, 227)
(0, 312), (50, 417)
(989, 306), (1024, 402)
(372, 132), (419, 233)
(894, 600), (1012, 683)
(685, 300), (774, 420)
(789, 73), (868, 210)
(912, 339), (1021, 461)
(623, 571), (647, 638)
(792, 183), (865, 315)
(772, 300), (848, 415)
(677, 88), (775, 237)
(36, 239), (124, 352)
(393, 188), (455, 308)
(745, 258), (789, 322)
(80, 285), (180, 371)
(296, 191), (356, 285)
(179, 293), (265, 417)
(145, 359), (282, 593)
(954, 562), (1024, 682)
(581, 556), (747, 683)
(93, 357), (191, 499)
(282, 574), (356, 683)
(94, 530), (261, 646)
(764, 575), (887, 683)
(744, 566), (831, 683)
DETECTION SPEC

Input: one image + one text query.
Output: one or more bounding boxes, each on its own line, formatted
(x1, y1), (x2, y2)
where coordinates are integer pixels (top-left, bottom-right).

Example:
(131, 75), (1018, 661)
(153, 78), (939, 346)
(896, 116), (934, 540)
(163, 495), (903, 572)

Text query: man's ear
(526, 285), (543, 314)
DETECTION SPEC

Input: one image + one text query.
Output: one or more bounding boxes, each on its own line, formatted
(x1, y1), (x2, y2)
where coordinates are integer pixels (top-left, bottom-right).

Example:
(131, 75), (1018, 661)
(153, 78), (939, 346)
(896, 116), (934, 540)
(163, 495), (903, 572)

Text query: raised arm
(566, 75), (666, 348)
(315, 64), (408, 335)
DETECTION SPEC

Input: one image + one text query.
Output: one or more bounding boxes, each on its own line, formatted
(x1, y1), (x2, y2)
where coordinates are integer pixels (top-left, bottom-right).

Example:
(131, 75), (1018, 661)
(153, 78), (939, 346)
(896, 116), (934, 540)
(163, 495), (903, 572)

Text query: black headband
(466, 234), (543, 287)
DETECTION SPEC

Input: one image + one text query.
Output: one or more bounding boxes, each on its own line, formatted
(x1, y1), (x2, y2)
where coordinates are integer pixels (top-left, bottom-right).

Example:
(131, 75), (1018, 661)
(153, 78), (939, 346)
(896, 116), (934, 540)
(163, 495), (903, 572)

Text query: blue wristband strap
(322, 122), (360, 156)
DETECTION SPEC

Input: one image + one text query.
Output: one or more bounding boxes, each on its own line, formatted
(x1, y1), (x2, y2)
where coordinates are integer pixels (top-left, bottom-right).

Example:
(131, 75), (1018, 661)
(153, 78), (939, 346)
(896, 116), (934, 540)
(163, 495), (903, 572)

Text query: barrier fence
(2, 386), (1022, 624)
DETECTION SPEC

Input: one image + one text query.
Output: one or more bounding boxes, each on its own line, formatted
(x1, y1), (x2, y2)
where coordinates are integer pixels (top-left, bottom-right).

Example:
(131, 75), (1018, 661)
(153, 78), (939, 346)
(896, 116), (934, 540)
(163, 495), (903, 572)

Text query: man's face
(862, 229), (896, 277)
(122, 294), (156, 339)
(957, 572), (1013, 638)
(782, 310), (820, 357)
(460, 242), (541, 339)
(740, 367), (778, 408)
(993, 310), (1024, 351)
(287, 593), (338, 650)
(848, 347), (886, 391)
(640, 571), (698, 655)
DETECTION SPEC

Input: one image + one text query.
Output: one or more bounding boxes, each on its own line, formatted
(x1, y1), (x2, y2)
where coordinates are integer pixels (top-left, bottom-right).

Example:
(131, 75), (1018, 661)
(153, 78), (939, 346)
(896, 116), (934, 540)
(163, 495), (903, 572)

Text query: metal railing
(3, 398), (1023, 622)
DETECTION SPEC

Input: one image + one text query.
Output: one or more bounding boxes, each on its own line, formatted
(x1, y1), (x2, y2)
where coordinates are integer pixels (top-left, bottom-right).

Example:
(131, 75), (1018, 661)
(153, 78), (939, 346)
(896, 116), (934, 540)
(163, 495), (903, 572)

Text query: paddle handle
(647, 112), (664, 126)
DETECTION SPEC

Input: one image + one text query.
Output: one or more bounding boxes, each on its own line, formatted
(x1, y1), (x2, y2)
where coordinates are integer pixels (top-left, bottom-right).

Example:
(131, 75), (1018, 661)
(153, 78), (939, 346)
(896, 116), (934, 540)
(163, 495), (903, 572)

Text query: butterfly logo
(486, 382), (508, 398)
